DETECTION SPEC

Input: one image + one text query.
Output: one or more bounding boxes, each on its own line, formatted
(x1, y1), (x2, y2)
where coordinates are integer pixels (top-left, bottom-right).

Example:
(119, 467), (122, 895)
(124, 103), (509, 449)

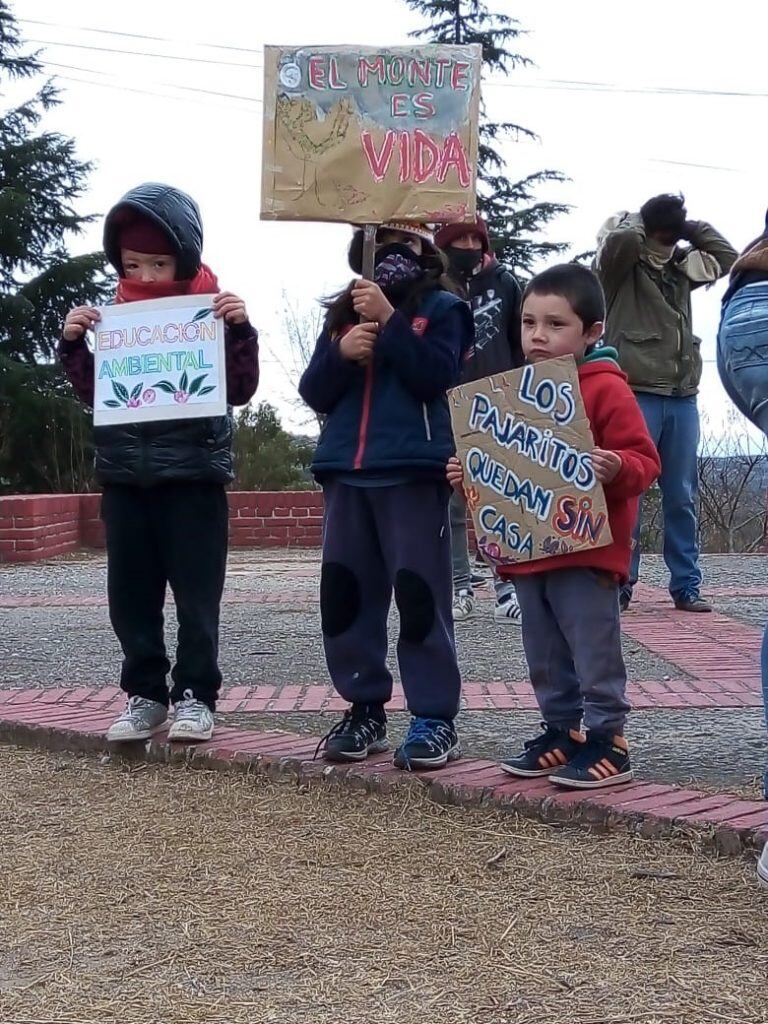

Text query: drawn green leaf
(130, 382), (143, 400)
(192, 307), (213, 322)
(188, 374), (207, 395)
(179, 370), (189, 393)
(154, 381), (176, 393)
(112, 380), (130, 402)
(103, 400), (121, 408)
(197, 385), (216, 397)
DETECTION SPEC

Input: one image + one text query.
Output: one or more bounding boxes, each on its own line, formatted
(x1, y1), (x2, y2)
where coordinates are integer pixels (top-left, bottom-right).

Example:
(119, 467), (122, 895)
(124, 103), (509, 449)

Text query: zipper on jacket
(353, 362), (374, 470)
(422, 402), (432, 441)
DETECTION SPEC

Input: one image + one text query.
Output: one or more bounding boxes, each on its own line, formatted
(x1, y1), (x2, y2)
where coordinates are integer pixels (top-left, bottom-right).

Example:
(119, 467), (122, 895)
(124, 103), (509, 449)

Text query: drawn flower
(465, 485), (480, 513)
(142, 388), (156, 404)
(480, 540), (502, 562)
(174, 391), (189, 404)
(126, 398), (141, 409)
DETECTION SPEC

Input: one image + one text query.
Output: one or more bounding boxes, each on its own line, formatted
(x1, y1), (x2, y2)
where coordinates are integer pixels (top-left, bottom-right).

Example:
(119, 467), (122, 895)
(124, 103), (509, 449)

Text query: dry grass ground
(0, 745), (766, 1024)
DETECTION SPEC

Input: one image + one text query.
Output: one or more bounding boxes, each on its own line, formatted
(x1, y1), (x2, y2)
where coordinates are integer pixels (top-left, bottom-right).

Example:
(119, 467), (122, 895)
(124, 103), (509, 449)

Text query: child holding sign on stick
(300, 222), (473, 770)
(59, 183), (259, 744)
(448, 265), (660, 788)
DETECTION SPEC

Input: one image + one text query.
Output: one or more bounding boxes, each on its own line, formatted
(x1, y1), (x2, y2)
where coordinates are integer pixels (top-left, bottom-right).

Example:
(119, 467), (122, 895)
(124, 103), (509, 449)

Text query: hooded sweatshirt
(58, 183), (259, 487)
(498, 349), (661, 582)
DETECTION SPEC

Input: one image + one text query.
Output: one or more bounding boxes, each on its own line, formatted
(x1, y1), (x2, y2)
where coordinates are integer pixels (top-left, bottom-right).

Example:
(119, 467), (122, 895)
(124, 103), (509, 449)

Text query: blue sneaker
(393, 717), (460, 770)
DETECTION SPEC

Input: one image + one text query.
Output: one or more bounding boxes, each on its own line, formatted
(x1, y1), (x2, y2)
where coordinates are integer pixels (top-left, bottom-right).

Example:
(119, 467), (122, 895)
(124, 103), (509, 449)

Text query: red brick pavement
(1, 581), (763, 710)
(0, 688), (763, 856)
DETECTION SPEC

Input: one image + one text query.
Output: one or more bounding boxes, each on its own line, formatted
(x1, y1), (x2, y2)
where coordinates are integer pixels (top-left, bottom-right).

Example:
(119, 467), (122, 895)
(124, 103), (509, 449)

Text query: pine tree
(404, 0), (570, 276)
(0, 2), (111, 492)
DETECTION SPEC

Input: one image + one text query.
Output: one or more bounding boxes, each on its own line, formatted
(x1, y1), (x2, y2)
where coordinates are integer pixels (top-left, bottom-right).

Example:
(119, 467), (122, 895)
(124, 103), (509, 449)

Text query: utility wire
(19, 16), (266, 55)
(26, 36), (261, 69)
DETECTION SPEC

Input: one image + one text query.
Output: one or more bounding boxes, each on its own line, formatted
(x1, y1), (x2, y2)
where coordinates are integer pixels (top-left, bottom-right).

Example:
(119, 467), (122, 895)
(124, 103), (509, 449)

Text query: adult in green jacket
(594, 194), (736, 612)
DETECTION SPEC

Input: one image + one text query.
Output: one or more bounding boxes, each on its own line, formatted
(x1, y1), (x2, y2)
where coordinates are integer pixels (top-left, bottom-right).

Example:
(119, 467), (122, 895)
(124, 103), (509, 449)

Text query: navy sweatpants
(320, 479), (461, 720)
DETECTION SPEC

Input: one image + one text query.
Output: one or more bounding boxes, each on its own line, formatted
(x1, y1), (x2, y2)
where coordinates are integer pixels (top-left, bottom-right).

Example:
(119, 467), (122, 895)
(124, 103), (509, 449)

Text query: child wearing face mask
(436, 216), (524, 627)
(299, 222), (474, 771)
(59, 183), (259, 745)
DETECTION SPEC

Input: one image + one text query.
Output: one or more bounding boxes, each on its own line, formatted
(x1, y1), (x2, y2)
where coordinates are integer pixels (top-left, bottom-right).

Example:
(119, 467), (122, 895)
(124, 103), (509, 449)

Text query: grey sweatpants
(320, 479), (461, 720)
(514, 567), (630, 735)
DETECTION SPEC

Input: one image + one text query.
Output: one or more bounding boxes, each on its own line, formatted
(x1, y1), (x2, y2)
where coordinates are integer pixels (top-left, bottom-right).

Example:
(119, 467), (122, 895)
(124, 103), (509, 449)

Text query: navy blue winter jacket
(299, 288), (473, 479)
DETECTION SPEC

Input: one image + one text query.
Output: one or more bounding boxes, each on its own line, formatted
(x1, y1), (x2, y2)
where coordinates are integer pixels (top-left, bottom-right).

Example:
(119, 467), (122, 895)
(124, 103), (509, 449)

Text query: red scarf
(114, 263), (219, 304)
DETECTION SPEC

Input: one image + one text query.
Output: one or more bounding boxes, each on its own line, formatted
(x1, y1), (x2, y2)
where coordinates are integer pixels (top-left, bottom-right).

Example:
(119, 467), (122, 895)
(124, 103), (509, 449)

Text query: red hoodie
(499, 355), (660, 583)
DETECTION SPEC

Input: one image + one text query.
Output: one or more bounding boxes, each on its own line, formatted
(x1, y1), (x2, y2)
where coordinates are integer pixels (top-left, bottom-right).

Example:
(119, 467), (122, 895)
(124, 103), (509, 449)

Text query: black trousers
(101, 482), (228, 710)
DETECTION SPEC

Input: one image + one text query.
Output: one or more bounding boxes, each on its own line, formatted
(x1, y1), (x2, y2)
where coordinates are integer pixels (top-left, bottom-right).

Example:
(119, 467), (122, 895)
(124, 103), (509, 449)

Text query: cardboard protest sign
(260, 44), (481, 225)
(92, 295), (226, 426)
(449, 356), (612, 567)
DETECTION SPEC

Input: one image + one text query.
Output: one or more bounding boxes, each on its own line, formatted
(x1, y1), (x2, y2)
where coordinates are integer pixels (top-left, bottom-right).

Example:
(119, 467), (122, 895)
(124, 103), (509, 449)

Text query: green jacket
(594, 218), (736, 397)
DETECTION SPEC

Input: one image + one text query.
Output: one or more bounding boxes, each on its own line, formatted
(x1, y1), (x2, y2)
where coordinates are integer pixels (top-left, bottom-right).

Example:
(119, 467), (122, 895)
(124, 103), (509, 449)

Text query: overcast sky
(12, 0), (768, 447)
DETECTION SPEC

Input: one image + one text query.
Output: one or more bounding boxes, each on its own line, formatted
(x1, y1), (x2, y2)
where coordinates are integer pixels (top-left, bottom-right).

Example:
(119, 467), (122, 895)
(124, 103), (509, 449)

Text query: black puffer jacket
(94, 183), (237, 487)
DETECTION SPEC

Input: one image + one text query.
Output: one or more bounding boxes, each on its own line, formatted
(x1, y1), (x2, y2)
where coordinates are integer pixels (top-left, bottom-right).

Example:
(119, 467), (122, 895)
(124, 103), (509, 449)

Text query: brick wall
(0, 495), (82, 563)
(227, 491), (323, 548)
(0, 491), (326, 563)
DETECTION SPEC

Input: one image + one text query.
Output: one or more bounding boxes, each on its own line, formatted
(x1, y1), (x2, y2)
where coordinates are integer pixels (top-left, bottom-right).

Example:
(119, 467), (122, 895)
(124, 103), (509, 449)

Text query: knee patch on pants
(320, 562), (360, 637)
(394, 569), (434, 644)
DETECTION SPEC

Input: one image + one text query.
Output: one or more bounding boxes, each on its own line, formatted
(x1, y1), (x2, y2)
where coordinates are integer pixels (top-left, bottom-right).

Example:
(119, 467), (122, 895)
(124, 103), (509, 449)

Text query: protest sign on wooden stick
(261, 44), (481, 225)
(449, 356), (613, 567)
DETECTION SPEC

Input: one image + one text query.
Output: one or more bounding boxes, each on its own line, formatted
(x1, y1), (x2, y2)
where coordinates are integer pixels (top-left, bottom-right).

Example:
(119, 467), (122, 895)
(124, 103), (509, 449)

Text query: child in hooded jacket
(300, 222), (473, 770)
(59, 182), (259, 743)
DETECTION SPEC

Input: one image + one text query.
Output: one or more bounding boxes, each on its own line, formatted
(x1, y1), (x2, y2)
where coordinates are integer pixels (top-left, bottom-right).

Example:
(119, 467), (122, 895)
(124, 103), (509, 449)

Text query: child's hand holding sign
(63, 306), (101, 342)
(351, 280), (394, 325)
(339, 322), (378, 366)
(591, 448), (622, 484)
(446, 455), (465, 492)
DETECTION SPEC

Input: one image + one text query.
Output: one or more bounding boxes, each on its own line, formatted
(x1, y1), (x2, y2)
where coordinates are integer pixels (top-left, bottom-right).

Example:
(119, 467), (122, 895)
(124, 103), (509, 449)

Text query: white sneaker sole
(499, 762), (552, 778)
(757, 862), (768, 890)
(106, 721), (167, 743)
(167, 724), (214, 743)
(323, 738), (389, 763)
(394, 742), (461, 770)
(550, 768), (634, 789)
(494, 614), (522, 627)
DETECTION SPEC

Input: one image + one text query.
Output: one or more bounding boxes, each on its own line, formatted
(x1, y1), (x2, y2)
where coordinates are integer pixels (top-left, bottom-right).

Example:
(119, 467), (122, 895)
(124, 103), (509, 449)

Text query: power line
(44, 61), (262, 103)
(485, 77), (768, 99)
(26, 37), (262, 70)
(54, 73), (261, 109)
(19, 17), (265, 55)
(24, 32), (765, 99)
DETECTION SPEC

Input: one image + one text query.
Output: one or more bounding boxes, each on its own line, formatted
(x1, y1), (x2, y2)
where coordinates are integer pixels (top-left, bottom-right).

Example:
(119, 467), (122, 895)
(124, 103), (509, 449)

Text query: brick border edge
(1, 718), (764, 860)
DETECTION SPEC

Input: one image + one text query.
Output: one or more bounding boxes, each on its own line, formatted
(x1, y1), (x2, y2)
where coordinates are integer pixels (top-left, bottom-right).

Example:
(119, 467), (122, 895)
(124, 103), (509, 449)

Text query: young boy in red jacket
(448, 264), (660, 788)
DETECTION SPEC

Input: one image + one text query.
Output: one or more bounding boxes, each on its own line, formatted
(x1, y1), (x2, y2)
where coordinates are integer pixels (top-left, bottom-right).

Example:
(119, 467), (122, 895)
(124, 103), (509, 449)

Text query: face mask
(373, 243), (422, 289)
(448, 246), (483, 278)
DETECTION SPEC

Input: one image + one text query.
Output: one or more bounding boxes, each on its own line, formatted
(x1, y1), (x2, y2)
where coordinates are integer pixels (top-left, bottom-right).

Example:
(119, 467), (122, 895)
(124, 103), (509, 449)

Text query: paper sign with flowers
(92, 294), (227, 426)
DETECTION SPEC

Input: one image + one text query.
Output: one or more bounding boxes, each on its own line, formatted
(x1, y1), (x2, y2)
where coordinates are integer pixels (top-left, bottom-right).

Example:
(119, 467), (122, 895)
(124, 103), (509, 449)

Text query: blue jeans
(627, 393), (702, 600)
(718, 280), (768, 797)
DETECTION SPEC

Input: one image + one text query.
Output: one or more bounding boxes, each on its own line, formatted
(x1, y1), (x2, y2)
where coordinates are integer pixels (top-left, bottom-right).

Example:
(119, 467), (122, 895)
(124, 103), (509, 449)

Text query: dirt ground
(0, 745), (766, 1024)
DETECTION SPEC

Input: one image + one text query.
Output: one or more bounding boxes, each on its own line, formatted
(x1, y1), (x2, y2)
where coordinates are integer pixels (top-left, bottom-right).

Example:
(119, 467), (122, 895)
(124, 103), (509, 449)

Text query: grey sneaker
(452, 589), (475, 621)
(167, 689), (214, 742)
(673, 592), (712, 613)
(758, 841), (768, 890)
(106, 696), (168, 742)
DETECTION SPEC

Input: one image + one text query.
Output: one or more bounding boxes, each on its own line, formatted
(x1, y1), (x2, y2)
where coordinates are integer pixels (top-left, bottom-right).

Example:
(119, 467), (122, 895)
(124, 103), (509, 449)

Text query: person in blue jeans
(718, 209), (768, 888)
(718, 209), (768, 806)
(594, 195), (736, 612)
